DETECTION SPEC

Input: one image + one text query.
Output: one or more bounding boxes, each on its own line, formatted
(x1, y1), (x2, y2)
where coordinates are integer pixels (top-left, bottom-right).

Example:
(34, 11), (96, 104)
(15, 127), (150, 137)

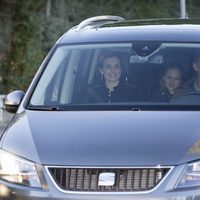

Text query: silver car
(1, 16), (200, 200)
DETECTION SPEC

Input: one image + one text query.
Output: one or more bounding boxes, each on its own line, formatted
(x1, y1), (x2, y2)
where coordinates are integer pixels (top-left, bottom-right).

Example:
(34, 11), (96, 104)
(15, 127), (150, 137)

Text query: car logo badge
(98, 172), (115, 186)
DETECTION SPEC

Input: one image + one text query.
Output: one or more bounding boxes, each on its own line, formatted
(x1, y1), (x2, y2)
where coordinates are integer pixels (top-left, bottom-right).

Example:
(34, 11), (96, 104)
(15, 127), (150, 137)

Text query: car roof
(58, 17), (200, 44)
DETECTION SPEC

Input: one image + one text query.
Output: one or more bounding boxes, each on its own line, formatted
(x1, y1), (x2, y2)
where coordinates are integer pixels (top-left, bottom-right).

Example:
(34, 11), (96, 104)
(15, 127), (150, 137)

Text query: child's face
(162, 68), (181, 94)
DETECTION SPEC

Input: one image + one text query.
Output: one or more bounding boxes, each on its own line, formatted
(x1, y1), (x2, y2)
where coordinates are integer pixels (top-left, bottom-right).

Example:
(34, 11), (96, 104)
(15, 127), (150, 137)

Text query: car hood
(1, 110), (200, 166)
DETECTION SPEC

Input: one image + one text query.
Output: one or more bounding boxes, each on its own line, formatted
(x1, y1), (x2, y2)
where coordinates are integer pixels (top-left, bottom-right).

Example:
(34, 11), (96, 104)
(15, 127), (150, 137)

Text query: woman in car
(86, 51), (143, 103)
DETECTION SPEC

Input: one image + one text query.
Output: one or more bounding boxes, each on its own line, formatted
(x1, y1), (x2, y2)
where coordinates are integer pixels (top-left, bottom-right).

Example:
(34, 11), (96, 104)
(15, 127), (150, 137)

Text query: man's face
(162, 68), (181, 94)
(193, 61), (200, 75)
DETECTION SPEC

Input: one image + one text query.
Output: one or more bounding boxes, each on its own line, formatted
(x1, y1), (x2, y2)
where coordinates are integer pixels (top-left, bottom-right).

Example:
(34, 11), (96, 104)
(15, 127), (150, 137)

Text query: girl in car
(149, 64), (182, 102)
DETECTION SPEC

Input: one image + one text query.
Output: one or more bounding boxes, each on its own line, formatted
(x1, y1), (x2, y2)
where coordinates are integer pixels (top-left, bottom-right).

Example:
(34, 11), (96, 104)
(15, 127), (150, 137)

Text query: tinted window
(29, 42), (200, 109)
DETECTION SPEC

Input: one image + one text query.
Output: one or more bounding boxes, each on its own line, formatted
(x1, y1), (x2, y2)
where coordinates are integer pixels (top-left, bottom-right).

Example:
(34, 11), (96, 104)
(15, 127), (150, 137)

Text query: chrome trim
(45, 165), (174, 194)
(98, 172), (115, 186)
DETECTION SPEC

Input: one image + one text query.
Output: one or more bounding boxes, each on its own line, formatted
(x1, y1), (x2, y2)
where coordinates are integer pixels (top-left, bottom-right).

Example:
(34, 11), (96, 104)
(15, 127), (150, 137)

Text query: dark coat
(86, 82), (142, 103)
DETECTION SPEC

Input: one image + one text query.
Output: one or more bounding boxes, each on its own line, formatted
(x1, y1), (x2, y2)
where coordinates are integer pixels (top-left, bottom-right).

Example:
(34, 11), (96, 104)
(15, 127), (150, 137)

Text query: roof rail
(76, 15), (124, 31)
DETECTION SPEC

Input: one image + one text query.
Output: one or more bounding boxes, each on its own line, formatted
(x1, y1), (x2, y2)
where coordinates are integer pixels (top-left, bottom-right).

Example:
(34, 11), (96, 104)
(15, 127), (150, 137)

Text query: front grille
(48, 167), (171, 192)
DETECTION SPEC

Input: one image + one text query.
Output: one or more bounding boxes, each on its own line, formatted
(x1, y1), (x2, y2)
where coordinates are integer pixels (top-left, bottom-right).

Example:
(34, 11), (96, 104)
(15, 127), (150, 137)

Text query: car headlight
(0, 149), (41, 187)
(175, 161), (200, 189)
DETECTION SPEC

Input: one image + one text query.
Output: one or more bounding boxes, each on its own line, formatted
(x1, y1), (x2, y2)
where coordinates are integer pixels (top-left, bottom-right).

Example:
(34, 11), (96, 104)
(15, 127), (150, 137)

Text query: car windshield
(29, 42), (200, 110)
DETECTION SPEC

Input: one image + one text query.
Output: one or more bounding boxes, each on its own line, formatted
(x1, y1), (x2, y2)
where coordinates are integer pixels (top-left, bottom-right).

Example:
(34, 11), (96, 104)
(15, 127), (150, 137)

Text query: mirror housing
(4, 90), (25, 113)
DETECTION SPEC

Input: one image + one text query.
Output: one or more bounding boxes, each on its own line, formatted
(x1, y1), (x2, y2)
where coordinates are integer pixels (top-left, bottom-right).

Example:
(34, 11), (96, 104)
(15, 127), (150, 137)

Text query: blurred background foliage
(0, 0), (200, 92)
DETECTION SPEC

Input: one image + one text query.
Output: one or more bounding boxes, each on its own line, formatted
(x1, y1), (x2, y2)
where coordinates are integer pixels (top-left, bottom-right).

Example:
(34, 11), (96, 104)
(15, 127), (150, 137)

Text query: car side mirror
(4, 90), (25, 113)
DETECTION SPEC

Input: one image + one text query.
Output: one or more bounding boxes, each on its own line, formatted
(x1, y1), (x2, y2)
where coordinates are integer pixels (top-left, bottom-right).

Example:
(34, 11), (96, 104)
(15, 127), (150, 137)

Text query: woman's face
(100, 56), (122, 84)
(162, 68), (181, 94)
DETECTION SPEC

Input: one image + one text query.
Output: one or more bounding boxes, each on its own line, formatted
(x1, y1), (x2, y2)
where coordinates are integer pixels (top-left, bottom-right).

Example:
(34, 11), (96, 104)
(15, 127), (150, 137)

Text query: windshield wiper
(27, 105), (60, 111)
(27, 103), (200, 111)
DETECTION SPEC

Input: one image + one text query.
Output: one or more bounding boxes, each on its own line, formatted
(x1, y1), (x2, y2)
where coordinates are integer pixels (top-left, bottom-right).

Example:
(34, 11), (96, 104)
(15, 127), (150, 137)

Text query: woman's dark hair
(98, 50), (122, 69)
(92, 50), (127, 85)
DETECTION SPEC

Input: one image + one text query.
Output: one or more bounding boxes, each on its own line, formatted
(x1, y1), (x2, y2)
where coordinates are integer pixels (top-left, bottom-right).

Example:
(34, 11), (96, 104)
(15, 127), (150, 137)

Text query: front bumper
(0, 183), (200, 200)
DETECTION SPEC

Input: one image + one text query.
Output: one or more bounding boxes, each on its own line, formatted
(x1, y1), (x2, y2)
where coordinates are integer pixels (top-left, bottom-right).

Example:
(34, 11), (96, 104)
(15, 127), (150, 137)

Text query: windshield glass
(29, 42), (200, 110)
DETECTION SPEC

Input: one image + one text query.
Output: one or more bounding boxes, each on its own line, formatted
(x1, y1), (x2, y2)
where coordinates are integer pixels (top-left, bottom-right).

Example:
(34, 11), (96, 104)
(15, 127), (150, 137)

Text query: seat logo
(98, 172), (115, 186)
